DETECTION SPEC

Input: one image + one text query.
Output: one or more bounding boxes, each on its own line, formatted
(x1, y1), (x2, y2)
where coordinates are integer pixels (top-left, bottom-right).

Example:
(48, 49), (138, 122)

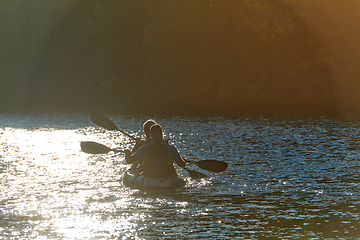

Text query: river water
(0, 113), (359, 239)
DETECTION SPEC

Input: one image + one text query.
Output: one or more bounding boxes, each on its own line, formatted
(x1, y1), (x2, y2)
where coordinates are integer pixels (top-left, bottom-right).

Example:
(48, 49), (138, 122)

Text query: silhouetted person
(125, 124), (186, 179)
(132, 119), (156, 152)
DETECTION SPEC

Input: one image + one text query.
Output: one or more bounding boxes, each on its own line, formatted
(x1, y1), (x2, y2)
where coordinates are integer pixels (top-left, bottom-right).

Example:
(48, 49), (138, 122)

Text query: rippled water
(0, 113), (359, 239)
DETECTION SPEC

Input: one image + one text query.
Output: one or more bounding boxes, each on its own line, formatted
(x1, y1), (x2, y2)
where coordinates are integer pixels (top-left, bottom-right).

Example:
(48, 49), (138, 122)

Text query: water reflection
(0, 113), (360, 238)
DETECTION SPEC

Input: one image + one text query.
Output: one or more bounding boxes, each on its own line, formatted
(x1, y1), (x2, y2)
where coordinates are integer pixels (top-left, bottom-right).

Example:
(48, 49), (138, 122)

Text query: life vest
(141, 141), (176, 179)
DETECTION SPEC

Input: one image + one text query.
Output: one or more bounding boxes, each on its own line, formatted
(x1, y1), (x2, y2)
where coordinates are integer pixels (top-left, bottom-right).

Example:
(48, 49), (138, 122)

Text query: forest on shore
(1, 0), (360, 116)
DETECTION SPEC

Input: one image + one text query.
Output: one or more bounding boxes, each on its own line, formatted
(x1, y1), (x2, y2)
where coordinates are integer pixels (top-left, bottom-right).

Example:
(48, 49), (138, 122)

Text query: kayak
(122, 162), (186, 190)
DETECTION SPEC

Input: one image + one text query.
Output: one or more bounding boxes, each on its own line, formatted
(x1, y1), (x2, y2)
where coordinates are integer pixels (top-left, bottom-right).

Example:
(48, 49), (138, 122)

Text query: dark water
(0, 113), (359, 239)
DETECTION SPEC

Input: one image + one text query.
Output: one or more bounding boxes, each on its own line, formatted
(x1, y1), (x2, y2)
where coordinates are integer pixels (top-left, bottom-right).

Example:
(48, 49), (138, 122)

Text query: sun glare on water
(0, 126), (137, 238)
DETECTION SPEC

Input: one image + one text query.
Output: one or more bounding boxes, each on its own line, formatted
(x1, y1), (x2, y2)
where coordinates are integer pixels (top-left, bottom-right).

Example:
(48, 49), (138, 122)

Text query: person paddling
(124, 124), (186, 179)
(132, 119), (156, 152)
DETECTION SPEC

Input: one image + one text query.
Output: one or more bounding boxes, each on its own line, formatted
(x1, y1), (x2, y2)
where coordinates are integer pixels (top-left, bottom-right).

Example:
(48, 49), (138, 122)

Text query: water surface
(0, 113), (359, 239)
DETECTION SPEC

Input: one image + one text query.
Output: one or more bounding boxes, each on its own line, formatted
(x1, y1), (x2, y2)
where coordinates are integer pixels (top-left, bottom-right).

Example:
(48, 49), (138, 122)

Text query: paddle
(90, 110), (136, 140)
(80, 141), (208, 178)
(184, 159), (228, 173)
(80, 141), (123, 154)
(89, 111), (228, 173)
(185, 168), (208, 179)
(90, 110), (228, 173)
(82, 141), (226, 174)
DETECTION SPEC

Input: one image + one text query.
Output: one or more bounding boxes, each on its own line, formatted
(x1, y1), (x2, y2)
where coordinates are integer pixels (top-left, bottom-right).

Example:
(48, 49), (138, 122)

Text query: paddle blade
(186, 169), (208, 179)
(80, 141), (112, 154)
(90, 110), (118, 131)
(197, 160), (228, 173)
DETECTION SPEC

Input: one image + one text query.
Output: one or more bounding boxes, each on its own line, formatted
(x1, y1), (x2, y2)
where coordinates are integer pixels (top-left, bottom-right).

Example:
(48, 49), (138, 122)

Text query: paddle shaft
(89, 111), (227, 173)
(118, 129), (136, 140)
(81, 141), (207, 178)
